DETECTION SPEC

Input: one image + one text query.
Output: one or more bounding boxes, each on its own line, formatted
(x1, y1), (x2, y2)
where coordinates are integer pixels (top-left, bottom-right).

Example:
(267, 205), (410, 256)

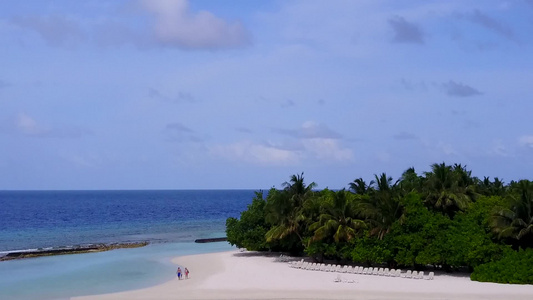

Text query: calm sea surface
(0, 190), (255, 251)
(0, 190), (255, 300)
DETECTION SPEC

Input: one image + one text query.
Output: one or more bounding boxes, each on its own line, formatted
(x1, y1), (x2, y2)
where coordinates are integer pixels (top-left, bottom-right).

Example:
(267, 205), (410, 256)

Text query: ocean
(0, 190), (255, 300)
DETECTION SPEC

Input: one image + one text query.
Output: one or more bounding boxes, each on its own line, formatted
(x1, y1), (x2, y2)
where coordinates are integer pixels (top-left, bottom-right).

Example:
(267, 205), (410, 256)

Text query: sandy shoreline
(74, 249), (533, 300)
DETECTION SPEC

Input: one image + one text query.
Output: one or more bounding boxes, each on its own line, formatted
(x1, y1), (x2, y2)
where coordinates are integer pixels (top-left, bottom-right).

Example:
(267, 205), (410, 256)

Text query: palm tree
(310, 189), (365, 243)
(358, 173), (403, 239)
(282, 173), (317, 207)
(349, 178), (370, 195)
(492, 177), (507, 196)
(478, 176), (507, 196)
(370, 173), (396, 192)
(398, 167), (423, 195)
(491, 180), (533, 249)
(452, 163), (475, 187)
(423, 162), (475, 217)
(264, 173), (316, 245)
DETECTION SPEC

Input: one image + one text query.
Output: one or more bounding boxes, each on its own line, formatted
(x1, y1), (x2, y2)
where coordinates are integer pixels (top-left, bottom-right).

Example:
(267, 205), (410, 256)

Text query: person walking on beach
(177, 267), (182, 280)
(185, 267), (189, 279)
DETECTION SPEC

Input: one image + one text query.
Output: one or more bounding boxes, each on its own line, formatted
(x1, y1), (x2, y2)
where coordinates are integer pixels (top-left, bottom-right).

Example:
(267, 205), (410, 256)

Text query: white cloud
(16, 113), (43, 135)
(519, 135), (533, 149)
(62, 153), (101, 168)
(437, 142), (458, 156)
(140, 0), (250, 49)
(488, 139), (508, 157)
(274, 121), (342, 139)
(11, 113), (90, 139)
(376, 151), (391, 162)
(303, 138), (353, 162)
(209, 141), (299, 165)
(210, 134), (353, 166)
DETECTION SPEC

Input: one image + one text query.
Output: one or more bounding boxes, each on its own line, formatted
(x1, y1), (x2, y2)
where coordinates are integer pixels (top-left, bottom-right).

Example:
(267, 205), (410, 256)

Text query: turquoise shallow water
(0, 241), (233, 300)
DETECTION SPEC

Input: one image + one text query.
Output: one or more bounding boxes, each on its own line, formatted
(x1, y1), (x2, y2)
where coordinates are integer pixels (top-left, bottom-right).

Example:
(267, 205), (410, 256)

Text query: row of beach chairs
(288, 259), (434, 280)
(275, 254), (291, 262)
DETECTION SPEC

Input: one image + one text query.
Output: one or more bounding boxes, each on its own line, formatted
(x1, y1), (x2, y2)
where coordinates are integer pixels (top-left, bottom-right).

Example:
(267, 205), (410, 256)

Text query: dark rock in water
(194, 237), (227, 243)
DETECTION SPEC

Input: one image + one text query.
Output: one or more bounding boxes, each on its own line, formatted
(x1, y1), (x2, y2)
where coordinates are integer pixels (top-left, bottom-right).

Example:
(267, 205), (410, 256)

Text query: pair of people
(176, 267), (189, 280)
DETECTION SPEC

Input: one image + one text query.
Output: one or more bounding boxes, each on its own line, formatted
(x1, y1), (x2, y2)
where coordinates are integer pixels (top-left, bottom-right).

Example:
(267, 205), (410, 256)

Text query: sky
(1, 0), (533, 190)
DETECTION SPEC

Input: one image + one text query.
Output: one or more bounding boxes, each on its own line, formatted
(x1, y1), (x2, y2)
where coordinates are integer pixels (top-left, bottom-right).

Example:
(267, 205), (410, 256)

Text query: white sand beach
(75, 249), (533, 300)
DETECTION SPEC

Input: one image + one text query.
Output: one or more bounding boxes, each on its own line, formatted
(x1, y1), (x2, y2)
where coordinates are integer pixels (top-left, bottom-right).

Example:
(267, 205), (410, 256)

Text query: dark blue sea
(0, 190), (256, 300)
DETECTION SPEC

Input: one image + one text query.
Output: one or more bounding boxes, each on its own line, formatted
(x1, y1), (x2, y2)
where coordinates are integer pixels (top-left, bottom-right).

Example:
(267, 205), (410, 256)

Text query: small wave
(0, 248), (40, 254)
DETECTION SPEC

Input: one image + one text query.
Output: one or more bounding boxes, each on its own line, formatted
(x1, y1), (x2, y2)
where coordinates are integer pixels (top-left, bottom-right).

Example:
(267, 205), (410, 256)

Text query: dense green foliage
(471, 248), (533, 284)
(226, 191), (270, 251)
(225, 163), (533, 284)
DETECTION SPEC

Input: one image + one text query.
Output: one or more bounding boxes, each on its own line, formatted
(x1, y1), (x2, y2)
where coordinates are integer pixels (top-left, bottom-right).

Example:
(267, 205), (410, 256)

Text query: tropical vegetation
(226, 163), (533, 284)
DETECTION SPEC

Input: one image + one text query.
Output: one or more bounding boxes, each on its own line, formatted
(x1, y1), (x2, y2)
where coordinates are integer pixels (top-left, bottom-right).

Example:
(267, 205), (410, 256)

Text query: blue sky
(1, 0), (532, 190)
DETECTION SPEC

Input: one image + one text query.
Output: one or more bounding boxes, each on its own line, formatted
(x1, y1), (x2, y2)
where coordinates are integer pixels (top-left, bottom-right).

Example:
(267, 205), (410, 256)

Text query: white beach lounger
(372, 268), (379, 275)
(412, 271), (418, 279)
(385, 268), (391, 276)
(427, 272), (434, 280)
(362, 267), (368, 275)
(367, 267), (373, 275)
(320, 263), (326, 271)
(418, 271), (424, 279)
(404, 270), (412, 278)
(378, 268), (384, 276)
(396, 269), (402, 277)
